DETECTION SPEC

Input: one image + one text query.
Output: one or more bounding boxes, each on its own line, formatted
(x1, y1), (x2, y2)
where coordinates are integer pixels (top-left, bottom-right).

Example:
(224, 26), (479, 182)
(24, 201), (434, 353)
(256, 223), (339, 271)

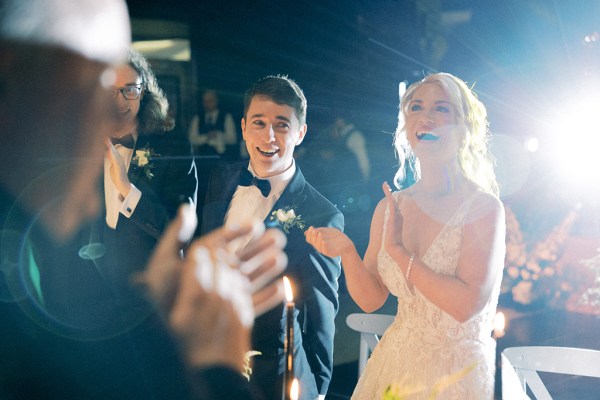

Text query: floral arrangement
(501, 204), (581, 309)
(270, 207), (305, 234)
(382, 363), (476, 400)
(131, 146), (159, 180)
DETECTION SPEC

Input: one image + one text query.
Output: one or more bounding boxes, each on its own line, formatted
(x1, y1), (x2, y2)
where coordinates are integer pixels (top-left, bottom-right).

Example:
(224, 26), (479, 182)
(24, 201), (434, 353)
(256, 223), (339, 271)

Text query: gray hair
(0, 0), (130, 63)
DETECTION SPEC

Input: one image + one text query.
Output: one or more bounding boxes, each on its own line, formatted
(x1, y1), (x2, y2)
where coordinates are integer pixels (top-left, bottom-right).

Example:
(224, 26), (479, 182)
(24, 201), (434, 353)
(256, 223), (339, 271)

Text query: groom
(201, 75), (343, 400)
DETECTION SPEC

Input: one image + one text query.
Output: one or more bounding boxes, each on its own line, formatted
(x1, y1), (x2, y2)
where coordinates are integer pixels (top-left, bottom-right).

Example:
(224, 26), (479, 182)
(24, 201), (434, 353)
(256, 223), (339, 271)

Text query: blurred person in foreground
(306, 73), (505, 399)
(0, 0), (285, 399)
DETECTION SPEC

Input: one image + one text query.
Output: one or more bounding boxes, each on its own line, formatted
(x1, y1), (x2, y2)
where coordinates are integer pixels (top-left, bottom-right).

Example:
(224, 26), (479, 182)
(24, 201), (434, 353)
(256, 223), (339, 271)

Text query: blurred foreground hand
(138, 203), (287, 372)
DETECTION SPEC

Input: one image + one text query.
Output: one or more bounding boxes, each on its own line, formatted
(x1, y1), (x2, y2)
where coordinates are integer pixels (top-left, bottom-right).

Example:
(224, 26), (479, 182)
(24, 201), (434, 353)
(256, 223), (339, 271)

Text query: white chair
(346, 313), (394, 376)
(502, 346), (600, 399)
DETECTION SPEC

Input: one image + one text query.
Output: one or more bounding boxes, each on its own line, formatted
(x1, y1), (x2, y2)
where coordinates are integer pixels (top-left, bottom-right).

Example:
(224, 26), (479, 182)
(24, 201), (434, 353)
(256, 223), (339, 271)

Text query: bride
(305, 73), (505, 399)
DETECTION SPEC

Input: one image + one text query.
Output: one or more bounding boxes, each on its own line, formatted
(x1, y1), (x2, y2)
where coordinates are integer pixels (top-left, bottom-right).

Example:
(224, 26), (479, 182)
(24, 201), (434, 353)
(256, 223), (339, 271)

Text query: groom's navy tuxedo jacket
(201, 161), (344, 400)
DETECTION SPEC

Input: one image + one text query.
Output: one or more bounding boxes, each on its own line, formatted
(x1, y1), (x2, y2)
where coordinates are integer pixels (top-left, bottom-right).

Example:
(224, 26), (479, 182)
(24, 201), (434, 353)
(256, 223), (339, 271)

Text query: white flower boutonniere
(242, 350), (262, 381)
(132, 146), (159, 180)
(270, 207), (305, 234)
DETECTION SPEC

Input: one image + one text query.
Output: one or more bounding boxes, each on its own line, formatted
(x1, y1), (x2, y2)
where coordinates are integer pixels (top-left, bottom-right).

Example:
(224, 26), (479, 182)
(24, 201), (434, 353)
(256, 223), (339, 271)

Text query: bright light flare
(524, 137), (539, 153)
(290, 378), (299, 400)
(547, 94), (600, 199)
(399, 81), (407, 99)
(584, 32), (599, 43)
(493, 311), (506, 338)
(489, 134), (531, 197)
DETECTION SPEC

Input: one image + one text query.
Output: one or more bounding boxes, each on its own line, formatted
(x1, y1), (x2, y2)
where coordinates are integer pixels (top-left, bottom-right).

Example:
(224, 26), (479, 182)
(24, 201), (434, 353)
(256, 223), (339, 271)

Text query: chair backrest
(346, 313), (394, 376)
(502, 346), (600, 399)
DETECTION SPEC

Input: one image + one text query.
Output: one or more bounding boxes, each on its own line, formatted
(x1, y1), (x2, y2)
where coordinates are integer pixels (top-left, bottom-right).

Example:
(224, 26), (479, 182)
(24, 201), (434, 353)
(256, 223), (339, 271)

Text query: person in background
(0, 0), (285, 399)
(331, 116), (371, 182)
(306, 73), (505, 399)
(189, 89), (239, 231)
(188, 89), (239, 159)
(201, 75), (344, 400)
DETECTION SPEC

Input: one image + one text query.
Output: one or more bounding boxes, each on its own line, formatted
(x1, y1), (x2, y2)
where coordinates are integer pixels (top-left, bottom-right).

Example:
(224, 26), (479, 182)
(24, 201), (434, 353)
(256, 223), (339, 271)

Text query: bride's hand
(382, 182), (406, 253)
(305, 226), (353, 258)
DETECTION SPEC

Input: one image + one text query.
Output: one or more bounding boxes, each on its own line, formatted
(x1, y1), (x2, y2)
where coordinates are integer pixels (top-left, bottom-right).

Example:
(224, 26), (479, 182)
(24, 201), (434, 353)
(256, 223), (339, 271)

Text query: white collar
(248, 160), (296, 185)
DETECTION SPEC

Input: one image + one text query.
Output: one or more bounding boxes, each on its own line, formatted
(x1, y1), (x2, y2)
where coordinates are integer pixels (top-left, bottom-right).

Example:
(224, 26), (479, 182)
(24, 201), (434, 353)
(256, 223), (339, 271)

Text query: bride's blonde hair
(393, 72), (499, 197)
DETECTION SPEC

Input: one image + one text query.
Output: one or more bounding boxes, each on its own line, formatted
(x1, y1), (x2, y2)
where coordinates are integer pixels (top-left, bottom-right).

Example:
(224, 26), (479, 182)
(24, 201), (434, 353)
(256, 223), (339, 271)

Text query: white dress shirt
(104, 142), (142, 229)
(224, 160), (296, 251)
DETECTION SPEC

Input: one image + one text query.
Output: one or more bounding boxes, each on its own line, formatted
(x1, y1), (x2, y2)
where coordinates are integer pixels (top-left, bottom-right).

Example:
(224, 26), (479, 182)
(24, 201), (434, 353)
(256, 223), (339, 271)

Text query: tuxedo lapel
(202, 163), (243, 233)
(265, 167), (307, 226)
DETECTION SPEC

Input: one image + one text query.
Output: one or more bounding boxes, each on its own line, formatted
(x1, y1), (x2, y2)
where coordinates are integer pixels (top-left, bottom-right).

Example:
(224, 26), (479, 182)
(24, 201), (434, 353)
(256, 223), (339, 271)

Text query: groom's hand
(304, 226), (351, 259)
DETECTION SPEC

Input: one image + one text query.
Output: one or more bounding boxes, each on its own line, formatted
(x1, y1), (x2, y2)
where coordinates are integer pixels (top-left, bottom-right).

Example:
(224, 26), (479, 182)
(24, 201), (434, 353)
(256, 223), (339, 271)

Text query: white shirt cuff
(119, 183), (141, 218)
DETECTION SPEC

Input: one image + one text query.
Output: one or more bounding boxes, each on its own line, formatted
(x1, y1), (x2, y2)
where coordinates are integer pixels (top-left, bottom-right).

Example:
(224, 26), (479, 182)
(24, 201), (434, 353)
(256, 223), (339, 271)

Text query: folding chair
(502, 346), (600, 399)
(345, 313), (394, 376)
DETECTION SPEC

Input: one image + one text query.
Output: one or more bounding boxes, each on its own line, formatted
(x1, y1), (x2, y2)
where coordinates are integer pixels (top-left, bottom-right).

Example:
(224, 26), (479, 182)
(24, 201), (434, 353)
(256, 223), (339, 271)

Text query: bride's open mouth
(257, 147), (279, 157)
(416, 132), (439, 141)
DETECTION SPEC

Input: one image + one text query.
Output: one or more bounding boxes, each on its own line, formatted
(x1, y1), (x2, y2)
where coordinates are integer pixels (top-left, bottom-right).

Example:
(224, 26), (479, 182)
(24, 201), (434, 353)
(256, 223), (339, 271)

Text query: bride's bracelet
(406, 254), (415, 281)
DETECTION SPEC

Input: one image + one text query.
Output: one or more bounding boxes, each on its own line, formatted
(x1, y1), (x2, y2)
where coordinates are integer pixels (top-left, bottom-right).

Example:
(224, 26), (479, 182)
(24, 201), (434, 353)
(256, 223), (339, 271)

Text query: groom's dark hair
(243, 75), (307, 125)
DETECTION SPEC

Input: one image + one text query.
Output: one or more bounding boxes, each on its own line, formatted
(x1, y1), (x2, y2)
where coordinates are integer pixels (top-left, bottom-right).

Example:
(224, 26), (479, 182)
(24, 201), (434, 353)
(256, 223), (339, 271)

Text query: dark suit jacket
(94, 131), (197, 312)
(201, 162), (344, 400)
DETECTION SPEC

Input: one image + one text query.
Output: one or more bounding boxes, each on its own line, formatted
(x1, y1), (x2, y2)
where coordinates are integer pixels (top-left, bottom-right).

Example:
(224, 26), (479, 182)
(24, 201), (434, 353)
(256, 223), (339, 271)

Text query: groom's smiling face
(242, 96), (307, 178)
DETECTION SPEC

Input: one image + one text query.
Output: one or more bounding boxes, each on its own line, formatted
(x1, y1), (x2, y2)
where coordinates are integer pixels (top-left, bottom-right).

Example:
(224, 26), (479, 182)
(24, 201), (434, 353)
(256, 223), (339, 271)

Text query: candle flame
(283, 276), (294, 303)
(290, 378), (299, 400)
(493, 311), (506, 338)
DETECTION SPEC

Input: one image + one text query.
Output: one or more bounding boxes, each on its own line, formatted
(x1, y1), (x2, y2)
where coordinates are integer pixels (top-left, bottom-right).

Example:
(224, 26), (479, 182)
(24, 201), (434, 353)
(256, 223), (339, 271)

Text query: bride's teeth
(417, 133), (439, 141)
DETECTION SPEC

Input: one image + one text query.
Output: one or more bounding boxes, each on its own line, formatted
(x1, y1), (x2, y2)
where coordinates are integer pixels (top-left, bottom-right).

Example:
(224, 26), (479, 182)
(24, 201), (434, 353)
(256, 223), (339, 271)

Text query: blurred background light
(490, 134), (531, 198)
(545, 90), (600, 201)
(525, 137), (539, 153)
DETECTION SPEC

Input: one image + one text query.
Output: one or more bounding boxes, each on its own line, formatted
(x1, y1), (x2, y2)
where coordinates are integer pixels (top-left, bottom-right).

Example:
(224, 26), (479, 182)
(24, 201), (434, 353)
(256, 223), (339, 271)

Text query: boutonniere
(242, 350), (262, 381)
(270, 207), (306, 234)
(132, 146), (159, 180)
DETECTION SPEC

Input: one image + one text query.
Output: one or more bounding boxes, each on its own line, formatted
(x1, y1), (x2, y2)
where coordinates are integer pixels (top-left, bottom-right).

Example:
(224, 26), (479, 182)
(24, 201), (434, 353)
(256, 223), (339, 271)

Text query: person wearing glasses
(100, 48), (198, 323)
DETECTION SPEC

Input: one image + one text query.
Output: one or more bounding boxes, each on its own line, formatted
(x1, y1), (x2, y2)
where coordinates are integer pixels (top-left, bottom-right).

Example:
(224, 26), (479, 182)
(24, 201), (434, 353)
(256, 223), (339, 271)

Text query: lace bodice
(351, 191), (500, 400)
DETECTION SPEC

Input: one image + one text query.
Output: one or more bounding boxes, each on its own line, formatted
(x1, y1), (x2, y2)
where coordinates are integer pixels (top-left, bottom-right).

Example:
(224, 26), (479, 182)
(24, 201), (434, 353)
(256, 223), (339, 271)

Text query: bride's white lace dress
(351, 192), (500, 400)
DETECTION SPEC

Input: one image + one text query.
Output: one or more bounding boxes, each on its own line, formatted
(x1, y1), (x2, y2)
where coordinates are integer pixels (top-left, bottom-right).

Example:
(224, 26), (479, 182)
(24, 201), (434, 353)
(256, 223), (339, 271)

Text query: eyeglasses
(112, 84), (143, 100)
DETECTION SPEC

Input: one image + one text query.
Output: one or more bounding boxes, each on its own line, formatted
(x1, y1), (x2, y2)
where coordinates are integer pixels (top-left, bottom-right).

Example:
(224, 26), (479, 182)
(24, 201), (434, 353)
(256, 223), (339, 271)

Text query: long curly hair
(393, 72), (499, 197)
(127, 48), (174, 134)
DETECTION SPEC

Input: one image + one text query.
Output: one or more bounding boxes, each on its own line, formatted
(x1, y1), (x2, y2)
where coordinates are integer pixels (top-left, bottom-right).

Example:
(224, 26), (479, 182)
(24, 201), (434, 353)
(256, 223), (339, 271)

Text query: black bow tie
(111, 134), (135, 149)
(238, 169), (271, 197)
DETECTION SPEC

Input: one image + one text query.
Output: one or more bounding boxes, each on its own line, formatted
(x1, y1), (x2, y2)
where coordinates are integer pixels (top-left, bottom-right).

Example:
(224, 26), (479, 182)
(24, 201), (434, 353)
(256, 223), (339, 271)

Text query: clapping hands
(381, 181), (404, 252)
(137, 203), (287, 372)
